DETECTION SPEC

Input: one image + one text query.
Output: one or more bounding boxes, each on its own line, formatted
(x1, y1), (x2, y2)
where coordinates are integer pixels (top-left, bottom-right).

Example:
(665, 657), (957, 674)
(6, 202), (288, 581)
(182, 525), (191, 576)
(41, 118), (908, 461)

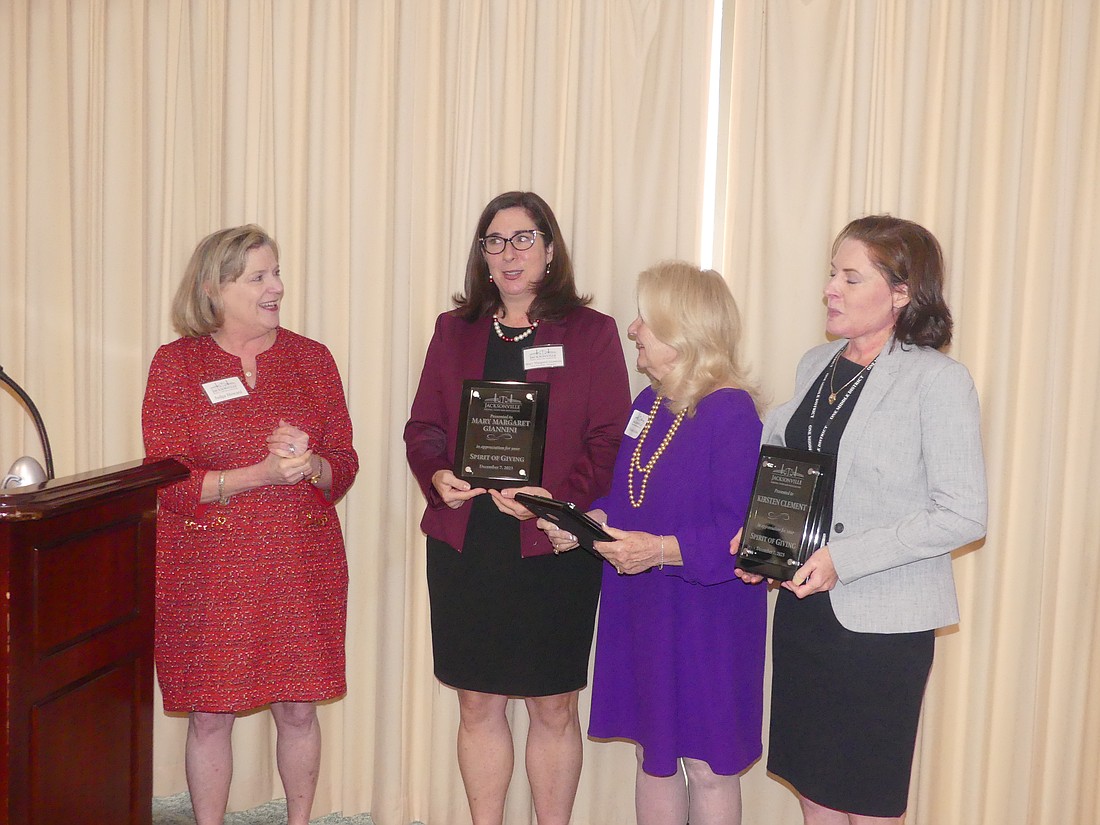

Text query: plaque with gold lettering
(454, 380), (550, 488)
(736, 446), (835, 581)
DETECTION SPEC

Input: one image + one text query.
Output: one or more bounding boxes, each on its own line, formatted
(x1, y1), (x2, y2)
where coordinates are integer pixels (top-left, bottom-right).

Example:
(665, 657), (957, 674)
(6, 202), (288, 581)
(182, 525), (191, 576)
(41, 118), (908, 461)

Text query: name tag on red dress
(202, 377), (249, 404)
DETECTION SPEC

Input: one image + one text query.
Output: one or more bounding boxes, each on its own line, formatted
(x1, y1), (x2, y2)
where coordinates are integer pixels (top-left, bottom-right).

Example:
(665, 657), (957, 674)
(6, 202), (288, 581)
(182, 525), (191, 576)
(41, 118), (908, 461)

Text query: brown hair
(832, 215), (953, 349)
(453, 191), (589, 322)
(170, 225), (279, 337)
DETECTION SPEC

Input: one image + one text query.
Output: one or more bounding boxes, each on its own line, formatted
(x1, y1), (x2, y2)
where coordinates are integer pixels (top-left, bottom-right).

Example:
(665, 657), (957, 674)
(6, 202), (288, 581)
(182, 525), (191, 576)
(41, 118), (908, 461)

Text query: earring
(489, 273), (494, 283)
(545, 262), (551, 275)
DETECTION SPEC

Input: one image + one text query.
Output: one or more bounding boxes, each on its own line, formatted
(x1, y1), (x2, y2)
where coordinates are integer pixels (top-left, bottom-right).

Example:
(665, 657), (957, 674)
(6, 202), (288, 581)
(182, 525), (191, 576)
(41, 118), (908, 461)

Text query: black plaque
(454, 380), (550, 488)
(513, 492), (612, 556)
(736, 445), (835, 581)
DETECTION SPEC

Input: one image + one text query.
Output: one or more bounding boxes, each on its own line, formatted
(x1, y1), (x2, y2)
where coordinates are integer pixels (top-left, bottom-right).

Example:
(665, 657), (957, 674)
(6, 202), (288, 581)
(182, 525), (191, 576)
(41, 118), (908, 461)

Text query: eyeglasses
(479, 230), (549, 255)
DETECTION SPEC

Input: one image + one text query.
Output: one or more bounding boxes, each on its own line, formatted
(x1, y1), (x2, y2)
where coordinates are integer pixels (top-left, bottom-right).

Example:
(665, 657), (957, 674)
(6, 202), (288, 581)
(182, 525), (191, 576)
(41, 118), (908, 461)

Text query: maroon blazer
(404, 306), (631, 557)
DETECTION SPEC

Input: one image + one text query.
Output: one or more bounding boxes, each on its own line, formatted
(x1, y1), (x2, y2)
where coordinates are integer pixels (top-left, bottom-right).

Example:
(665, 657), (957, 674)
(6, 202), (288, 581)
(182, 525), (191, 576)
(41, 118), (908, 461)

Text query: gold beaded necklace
(627, 394), (687, 508)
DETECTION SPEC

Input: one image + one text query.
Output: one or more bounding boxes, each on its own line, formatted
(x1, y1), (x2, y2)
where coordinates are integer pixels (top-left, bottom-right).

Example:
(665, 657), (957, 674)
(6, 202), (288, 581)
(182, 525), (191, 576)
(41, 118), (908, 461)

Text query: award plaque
(454, 380), (550, 487)
(736, 445), (836, 581)
(513, 492), (612, 556)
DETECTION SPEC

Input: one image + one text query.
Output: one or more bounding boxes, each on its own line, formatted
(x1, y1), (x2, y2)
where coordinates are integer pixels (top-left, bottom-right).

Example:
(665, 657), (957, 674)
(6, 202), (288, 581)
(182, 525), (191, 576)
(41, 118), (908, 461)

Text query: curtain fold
(3, 1), (707, 822)
(715, 3), (1100, 824)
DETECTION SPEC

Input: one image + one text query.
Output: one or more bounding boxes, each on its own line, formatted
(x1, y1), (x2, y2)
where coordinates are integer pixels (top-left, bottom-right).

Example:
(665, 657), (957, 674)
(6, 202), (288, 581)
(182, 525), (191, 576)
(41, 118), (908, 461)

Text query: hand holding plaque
(454, 380), (550, 488)
(736, 446), (835, 582)
(514, 491), (612, 556)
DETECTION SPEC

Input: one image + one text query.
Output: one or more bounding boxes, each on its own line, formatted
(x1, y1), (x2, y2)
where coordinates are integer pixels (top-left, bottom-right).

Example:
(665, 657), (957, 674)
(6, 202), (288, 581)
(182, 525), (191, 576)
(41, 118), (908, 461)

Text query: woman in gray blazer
(735, 216), (987, 824)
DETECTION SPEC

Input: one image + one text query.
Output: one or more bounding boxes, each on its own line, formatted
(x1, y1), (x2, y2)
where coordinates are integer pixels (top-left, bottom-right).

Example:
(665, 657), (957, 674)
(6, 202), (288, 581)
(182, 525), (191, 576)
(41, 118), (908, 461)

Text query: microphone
(1, 364), (54, 489)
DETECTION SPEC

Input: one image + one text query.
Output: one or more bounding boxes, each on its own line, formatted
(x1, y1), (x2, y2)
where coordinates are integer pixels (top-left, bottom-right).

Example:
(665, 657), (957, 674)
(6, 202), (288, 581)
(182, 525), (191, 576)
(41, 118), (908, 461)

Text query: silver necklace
(806, 349), (877, 451)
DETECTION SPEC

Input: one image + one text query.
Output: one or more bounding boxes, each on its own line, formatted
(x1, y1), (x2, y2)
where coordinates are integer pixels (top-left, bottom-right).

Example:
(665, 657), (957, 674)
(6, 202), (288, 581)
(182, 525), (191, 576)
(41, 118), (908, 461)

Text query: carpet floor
(152, 793), (384, 824)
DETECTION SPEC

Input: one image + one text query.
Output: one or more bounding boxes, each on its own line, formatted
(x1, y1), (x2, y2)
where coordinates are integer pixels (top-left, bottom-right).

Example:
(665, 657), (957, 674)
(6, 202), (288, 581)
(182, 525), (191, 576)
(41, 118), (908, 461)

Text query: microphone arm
(0, 364), (55, 480)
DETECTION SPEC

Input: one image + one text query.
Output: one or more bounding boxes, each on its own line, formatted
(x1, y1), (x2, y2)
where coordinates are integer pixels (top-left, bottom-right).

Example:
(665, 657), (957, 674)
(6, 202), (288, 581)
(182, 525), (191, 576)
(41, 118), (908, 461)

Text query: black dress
(425, 324), (603, 697)
(767, 354), (934, 818)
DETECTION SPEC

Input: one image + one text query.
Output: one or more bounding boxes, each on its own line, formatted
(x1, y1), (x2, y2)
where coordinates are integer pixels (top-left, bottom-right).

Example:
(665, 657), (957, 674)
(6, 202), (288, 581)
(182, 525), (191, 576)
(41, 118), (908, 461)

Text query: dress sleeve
(552, 313), (631, 509)
(308, 345), (358, 504)
(141, 343), (208, 516)
(670, 392), (763, 586)
(403, 315), (450, 510)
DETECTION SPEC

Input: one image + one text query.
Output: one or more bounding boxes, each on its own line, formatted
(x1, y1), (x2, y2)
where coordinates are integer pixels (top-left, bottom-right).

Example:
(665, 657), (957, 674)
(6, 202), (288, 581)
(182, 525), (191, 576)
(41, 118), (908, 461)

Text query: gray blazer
(763, 339), (988, 633)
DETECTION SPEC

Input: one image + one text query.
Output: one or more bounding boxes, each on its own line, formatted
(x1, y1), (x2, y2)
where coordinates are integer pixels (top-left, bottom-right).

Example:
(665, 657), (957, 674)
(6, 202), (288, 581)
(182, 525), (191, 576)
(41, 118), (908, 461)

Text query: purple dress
(589, 386), (766, 776)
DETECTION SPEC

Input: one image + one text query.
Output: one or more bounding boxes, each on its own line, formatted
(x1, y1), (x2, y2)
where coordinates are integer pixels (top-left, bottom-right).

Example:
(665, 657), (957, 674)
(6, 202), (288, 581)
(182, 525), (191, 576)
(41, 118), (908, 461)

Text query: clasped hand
(264, 419), (316, 485)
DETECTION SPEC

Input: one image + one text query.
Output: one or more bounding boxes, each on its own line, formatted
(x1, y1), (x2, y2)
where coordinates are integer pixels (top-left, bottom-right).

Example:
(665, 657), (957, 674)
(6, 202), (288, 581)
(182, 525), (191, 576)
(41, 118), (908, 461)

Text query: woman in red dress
(142, 225), (358, 825)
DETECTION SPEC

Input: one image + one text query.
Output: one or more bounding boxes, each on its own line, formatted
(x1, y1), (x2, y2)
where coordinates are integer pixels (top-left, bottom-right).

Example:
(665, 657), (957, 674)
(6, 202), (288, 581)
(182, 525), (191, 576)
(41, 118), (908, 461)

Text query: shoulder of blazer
(794, 340), (847, 383)
(434, 310), (491, 341)
(873, 340), (962, 383)
(534, 305), (616, 344)
(437, 308), (486, 329)
(540, 305), (614, 331)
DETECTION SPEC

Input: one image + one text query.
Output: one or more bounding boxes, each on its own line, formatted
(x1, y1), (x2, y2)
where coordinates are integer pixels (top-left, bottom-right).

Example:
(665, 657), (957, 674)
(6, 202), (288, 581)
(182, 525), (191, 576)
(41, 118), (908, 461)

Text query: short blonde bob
(635, 260), (761, 417)
(171, 224), (279, 337)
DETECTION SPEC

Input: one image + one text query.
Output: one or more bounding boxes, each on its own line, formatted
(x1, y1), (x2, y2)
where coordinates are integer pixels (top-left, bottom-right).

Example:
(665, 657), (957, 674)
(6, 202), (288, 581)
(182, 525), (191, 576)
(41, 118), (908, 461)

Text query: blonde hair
(170, 224), (279, 337)
(636, 261), (761, 416)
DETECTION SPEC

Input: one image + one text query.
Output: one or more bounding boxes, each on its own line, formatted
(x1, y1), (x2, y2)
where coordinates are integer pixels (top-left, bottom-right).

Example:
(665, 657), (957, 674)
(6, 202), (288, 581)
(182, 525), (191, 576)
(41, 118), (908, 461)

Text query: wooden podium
(0, 458), (187, 825)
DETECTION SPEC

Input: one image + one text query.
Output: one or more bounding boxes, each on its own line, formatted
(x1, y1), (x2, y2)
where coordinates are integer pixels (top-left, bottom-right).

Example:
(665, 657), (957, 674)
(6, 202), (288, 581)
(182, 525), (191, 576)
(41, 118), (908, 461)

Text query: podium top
(0, 458), (187, 521)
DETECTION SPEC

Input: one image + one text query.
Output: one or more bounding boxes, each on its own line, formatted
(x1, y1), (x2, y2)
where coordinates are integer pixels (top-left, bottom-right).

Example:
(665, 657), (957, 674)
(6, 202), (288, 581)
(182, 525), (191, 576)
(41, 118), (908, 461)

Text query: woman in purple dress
(539, 261), (767, 825)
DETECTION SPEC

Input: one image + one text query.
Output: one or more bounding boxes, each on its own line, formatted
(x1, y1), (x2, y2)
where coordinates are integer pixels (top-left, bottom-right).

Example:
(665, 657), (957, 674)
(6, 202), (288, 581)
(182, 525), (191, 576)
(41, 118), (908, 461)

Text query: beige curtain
(715, 2), (1100, 824)
(4, 0), (1098, 823)
(3, 1), (709, 823)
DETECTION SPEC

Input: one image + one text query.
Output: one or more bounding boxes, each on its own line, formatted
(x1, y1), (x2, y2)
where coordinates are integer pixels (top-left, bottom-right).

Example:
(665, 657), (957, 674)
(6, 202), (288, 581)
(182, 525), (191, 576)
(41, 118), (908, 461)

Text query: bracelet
(217, 470), (230, 505)
(308, 458), (323, 486)
(658, 535), (665, 570)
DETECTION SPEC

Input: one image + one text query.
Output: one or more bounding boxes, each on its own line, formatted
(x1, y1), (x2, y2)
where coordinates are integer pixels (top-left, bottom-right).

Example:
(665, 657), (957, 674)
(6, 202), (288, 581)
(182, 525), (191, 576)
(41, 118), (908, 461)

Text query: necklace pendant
(828, 392), (837, 405)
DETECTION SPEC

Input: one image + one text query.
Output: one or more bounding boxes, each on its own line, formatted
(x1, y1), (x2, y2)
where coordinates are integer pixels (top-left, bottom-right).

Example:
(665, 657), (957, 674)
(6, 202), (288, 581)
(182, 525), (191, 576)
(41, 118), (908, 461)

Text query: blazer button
(834, 522), (844, 533)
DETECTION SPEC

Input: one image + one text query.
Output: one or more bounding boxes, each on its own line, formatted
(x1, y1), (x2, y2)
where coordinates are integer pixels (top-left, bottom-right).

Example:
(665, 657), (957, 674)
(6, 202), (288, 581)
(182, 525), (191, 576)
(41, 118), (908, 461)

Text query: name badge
(523, 345), (565, 371)
(625, 409), (649, 439)
(202, 377), (249, 404)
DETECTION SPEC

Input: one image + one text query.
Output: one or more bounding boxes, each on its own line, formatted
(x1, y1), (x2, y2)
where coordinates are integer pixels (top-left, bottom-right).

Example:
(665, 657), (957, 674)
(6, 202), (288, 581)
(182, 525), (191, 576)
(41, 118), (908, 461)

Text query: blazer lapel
(461, 315), (493, 378)
(771, 342), (844, 448)
(832, 341), (905, 503)
(521, 318), (566, 385)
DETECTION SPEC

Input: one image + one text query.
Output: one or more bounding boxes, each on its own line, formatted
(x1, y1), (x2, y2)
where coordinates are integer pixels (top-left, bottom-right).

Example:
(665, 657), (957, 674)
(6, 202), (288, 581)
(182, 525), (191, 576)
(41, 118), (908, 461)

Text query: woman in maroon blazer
(405, 191), (630, 825)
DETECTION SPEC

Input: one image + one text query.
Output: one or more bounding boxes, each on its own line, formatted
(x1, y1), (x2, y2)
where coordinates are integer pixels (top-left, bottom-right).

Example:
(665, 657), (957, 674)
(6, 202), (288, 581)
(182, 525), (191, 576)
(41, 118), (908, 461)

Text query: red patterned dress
(142, 329), (358, 712)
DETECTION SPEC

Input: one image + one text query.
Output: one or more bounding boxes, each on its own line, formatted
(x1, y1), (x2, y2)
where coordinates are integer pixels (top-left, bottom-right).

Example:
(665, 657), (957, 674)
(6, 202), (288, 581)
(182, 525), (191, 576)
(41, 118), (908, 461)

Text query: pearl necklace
(806, 348), (876, 451)
(628, 394), (687, 508)
(493, 316), (540, 343)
